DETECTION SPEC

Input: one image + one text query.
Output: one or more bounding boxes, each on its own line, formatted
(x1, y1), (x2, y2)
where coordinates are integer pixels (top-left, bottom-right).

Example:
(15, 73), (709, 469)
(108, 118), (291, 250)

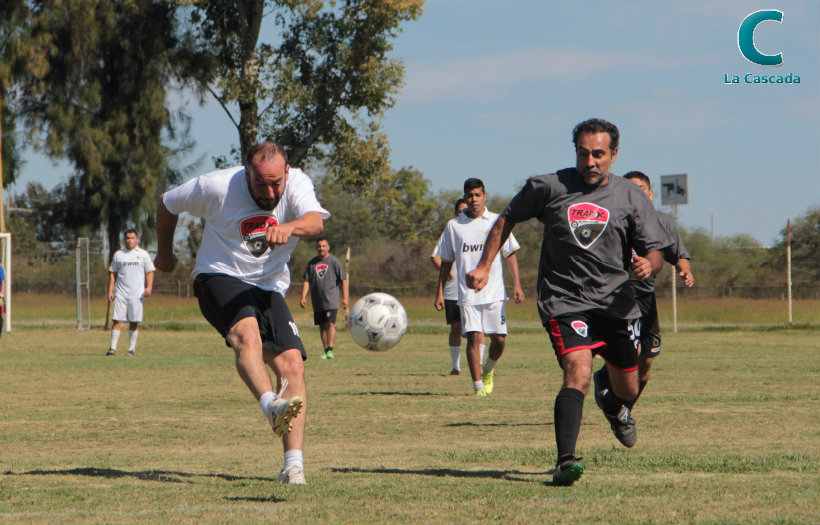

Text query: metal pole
(787, 219), (792, 325)
(76, 242), (82, 330)
(672, 204), (678, 333)
(344, 246), (351, 329)
(711, 214), (715, 242)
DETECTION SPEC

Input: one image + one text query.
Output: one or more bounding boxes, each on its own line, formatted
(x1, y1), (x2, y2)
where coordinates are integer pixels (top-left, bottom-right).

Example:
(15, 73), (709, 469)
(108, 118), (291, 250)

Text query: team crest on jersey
(570, 320), (589, 338)
(240, 215), (278, 257)
(316, 263), (328, 278)
(567, 202), (609, 249)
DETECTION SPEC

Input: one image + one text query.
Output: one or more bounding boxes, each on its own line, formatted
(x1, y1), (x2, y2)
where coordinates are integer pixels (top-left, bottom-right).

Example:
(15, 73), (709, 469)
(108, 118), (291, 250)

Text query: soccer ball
(348, 292), (408, 351)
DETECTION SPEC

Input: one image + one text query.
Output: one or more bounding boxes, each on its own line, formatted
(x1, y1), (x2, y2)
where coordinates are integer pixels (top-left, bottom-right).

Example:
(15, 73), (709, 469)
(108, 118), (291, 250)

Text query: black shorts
(547, 311), (640, 372)
(193, 273), (307, 360)
(314, 309), (338, 326)
(444, 299), (461, 325)
(636, 293), (661, 357)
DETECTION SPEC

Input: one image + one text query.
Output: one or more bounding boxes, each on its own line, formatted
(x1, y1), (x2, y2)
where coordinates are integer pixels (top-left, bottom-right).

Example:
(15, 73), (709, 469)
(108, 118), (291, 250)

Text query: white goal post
(76, 237), (91, 330)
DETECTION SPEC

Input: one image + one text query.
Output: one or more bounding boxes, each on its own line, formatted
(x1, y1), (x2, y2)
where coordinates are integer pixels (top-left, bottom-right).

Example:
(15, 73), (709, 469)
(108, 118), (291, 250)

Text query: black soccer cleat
(552, 455), (584, 486)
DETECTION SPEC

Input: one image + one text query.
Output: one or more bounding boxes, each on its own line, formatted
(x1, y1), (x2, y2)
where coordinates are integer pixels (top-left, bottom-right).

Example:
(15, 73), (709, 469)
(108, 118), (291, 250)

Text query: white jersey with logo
(431, 233), (458, 301)
(162, 166), (330, 294)
(109, 247), (155, 299)
(437, 208), (520, 306)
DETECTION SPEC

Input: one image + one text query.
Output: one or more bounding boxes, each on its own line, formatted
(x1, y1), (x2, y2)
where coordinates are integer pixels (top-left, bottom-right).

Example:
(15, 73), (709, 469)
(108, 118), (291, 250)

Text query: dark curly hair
(572, 118), (620, 152)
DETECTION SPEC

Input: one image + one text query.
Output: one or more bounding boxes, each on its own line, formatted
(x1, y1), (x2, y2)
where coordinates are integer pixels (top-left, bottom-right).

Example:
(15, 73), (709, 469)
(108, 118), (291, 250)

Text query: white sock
(449, 346), (461, 370)
(479, 344), (486, 365)
(259, 391), (275, 417)
(483, 358), (497, 374)
(109, 329), (121, 350)
(473, 380), (485, 392)
(128, 329), (139, 351)
(284, 449), (304, 469)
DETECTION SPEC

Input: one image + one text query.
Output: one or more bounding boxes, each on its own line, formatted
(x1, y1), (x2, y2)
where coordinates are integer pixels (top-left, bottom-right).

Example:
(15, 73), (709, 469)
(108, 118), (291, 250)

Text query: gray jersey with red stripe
(501, 168), (672, 323)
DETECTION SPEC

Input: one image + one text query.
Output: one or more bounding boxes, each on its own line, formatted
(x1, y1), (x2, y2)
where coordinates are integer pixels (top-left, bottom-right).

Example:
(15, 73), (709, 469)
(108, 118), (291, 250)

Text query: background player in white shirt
(106, 230), (155, 356)
(431, 199), (485, 375)
(155, 142), (328, 485)
(435, 178), (524, 396)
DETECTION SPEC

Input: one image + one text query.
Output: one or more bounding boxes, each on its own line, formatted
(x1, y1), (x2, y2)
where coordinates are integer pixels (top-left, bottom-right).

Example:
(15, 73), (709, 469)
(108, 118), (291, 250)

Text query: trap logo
(240, 215), (278, 257)
(316, 263), (328, 278)
(567, 203), (609, 248)
(570, 320), (588, 338)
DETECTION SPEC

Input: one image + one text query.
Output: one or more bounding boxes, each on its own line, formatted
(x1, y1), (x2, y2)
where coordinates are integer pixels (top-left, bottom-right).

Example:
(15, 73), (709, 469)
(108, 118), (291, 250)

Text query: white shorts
(460, 301), (507, 336)
(112, 296), (144, 323)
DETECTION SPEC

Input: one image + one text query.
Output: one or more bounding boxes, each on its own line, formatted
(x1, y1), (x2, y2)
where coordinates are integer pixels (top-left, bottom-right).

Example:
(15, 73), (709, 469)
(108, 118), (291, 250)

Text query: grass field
(1, 294), (818, 524)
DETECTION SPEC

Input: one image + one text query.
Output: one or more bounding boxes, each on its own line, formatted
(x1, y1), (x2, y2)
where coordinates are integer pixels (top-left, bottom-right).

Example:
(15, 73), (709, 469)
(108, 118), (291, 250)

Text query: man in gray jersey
(592, 171), (693, 421)
(300, 238), (349, 359)
(466, 119), (671, 486)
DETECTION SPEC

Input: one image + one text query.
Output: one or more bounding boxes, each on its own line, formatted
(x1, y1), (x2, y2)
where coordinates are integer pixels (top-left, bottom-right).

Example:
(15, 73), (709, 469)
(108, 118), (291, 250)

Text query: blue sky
(15, 0), (820, 246)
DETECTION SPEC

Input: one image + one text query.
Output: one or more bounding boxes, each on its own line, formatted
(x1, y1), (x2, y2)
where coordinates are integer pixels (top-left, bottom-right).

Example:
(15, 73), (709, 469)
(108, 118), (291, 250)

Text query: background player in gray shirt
(301, 238), (348, 359)
(467, 118), (672, 486)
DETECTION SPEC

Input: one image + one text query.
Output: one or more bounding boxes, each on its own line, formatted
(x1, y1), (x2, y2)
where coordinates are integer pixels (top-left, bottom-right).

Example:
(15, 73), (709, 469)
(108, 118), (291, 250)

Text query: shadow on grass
(332, 466), (550, 482)
(444, 421), (553, 428)
(332, 466), (583, 487)
(225, 495), (287, 503)
(4, 467), (276, 485)
(349, 391), (448, 396)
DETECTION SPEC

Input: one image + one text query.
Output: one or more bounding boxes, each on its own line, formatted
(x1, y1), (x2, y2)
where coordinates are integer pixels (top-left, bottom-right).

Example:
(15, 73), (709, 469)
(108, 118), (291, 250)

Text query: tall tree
(0, 0), (32, 190)
(186, 0), (423, 188)
(18, 0), (185, 259)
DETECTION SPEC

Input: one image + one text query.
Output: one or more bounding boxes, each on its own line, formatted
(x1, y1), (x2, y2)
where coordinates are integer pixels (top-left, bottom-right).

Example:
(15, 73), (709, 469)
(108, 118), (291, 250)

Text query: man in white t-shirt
(106, 230), (155, 356)
(435, 178), (524, 396)
(154, 142), (329, 485)
(431, 199), (485, 375)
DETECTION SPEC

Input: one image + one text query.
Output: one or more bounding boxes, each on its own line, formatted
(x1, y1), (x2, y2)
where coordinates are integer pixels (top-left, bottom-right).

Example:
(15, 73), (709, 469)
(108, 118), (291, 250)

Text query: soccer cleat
(127, 349), (135, 356)
(449, 369), (460, 376)
(266, 379), (303, 437)
(592, 367), (609, 411)
(482, 370), (494, 394)
(604, 405), (637, 448)
(326, 349), (334, 359)
(106, 348), (117, 356)
(278, 464), (306, 485)
(474, 388), (488, 397)
(321, 352), (329, 360)
(552, 455), (584, 486)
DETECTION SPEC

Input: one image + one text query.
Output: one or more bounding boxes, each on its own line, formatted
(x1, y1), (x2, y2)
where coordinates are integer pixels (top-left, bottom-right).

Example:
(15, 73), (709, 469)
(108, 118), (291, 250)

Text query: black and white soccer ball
(349, 292), (408, 351)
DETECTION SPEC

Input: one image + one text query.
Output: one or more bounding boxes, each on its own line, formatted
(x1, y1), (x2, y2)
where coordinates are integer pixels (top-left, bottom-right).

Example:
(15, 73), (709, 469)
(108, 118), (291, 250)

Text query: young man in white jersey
(431, 198), (485, 375)
(106, 230), (155, 356)
(154, 142), (329, 485)
(435, 178), (525, 396)
(467, 119), (672, 485)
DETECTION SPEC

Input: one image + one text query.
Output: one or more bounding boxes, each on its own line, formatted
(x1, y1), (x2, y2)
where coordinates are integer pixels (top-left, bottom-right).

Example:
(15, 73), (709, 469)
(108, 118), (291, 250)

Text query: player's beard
(581, 168), (608, 187)
(252, 195), (280, 211)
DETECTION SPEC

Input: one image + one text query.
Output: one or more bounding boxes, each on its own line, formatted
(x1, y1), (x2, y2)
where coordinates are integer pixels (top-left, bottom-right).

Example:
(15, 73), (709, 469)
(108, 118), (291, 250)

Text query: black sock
(325, 346), (333, 353)
(602, 387), (638, 416)
(554, 387), (585, 460)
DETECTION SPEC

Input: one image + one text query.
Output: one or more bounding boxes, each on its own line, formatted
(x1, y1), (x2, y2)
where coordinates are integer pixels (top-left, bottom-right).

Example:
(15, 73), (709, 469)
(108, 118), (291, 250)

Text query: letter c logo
(738, 10), (783, 66)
